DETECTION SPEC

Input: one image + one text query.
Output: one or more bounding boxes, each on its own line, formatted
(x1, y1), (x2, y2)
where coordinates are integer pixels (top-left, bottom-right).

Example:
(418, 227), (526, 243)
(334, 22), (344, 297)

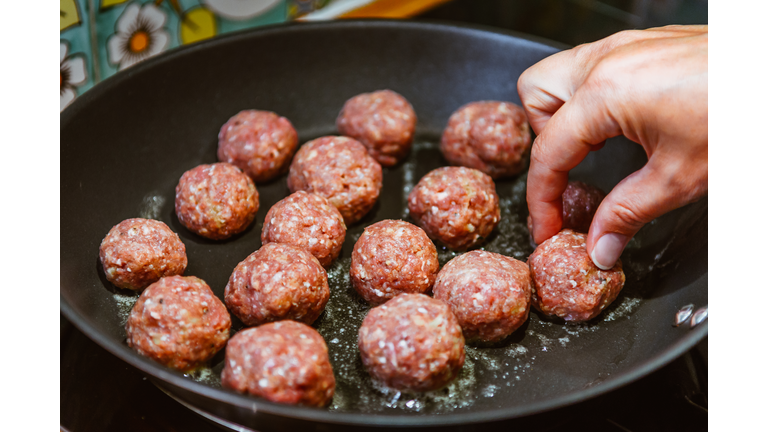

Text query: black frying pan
(60, 20), (707, 431)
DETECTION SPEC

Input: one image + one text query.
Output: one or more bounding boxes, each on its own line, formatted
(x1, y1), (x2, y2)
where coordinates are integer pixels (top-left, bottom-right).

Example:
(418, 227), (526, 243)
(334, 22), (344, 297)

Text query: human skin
(518, 25), (708, 270)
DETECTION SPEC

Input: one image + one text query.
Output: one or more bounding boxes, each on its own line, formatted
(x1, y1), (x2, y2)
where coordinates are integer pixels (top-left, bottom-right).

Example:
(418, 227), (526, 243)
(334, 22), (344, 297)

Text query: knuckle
(610, 199), (653, 230)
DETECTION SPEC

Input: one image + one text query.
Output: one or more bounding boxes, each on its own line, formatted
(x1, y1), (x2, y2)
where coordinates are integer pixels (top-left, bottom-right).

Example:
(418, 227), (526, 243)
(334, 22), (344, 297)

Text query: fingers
(586, 155), (704, 270)
(527, 82), (622, 244)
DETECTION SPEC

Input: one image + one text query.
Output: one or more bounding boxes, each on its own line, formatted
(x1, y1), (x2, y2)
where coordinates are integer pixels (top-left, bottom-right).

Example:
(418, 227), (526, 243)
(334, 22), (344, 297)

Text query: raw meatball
(99, 218), (187, 291)
(527, 180), (607, 236)
(358, 293), (465, 392)
(287, 136), (382, 224)
(336, 89), (417, 167)
(350, 220), (439, 305)
(224, 243), (329, 326)
(407, 166), (500, 250)
(440, 101), (531, 179)
(175, 163), (259, 240)
(217, 110), (299, 183)
(433, 251), (531, 344)
(221, 321), (335, 407)
(528, 229), (625, 322)
(126, 276), (231, 371)
(261, 191), (346, 267)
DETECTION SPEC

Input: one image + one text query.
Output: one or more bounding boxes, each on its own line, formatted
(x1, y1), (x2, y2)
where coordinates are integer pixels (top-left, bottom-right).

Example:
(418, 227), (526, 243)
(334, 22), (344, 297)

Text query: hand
(518, 25), (708, 269)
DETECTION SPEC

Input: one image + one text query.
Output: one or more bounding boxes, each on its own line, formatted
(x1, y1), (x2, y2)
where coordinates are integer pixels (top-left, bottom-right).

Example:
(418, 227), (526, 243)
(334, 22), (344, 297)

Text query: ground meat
(221, 321), (335, 407)
(350, 220), (439, 305)
(99, 218), (187, 291)
(433, 251), (531, 344)
(527, 181), (607, 236)
(358, 293), (465, 392)
(440, 101), (531, 179)
(528, 229), (625, 322)
(175, 163), (259, 240)
(125, 276), (231, 371)
(217, 110), (299, 183)
(261, 191), (346, 268)
(224, 243), (329, 326)
(287, 136), (382, 224)
(407, 166), (500, 250)
(336, 89), (417, 167)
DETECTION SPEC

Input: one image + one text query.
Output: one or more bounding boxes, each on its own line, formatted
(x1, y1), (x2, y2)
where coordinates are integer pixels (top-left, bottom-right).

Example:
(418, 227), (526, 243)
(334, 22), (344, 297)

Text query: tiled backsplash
(61, 0), (330, 111)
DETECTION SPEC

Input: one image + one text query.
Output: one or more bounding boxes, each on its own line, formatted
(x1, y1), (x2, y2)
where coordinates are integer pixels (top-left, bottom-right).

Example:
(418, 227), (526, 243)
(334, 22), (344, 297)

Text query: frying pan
(60, 20), (708, 431)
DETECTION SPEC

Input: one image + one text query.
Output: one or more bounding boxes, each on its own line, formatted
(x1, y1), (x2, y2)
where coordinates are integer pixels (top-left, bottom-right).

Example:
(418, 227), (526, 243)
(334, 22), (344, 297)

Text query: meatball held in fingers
(434, 251), (532, 344)
(126, 276), (231, 371)
(358, 293), (465, 392)
(350, 220), (439, 305)
(336, 89), (417, 167)
(99, 218), (187, 291)
(221, 321), (335, 407)
(408, 166), (500, 250)
(528, 229), (625, 322)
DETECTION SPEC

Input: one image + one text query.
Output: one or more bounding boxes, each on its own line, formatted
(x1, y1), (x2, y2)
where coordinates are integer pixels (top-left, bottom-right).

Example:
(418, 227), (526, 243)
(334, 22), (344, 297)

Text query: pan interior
(61, 21), (707, 422)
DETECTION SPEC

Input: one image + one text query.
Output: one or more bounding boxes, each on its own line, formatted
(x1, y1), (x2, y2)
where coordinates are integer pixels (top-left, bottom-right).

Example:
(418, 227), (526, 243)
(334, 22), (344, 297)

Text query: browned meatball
(287, 136), (382, 224)
(358, 294), (465, 392)
(433, 251), (531, 344)
(175, 163), (259, 240)
(221, 321), (335, 407)
(125, 276), (231, 371)
(528, 229), (625, 322)
(99, 218), (187, 291)
(440, 101), (531, 179)
(261, 191), (346, 267)
(224, 243), (329, 326)
(350, 220), (439, 305)
(527, 180), (607, 236)
(336, 90), (417, 167)
(217, 110), (299, 183)
(407, 166), (500, 250)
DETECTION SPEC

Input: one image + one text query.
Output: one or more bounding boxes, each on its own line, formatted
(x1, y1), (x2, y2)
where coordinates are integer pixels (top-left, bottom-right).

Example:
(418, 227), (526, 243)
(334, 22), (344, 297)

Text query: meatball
(221, 321), (335, 407)
(224, 243), (329, 326)
(125, 276), (231, 371)
(217, 110), (299, 183)
(336, 89), (417, 167)
(175, 163), (259, 240)
(287, 136), (382, 224)
(407, 166), (500, 250)
(358, 293), (465, 392)
(433, 251), (531, 344)
(527, 180), (607, 236)
(350, 220), (439, 305)
(261, 191), (346, 267)
(99, 218), (187, 291)
(440, 101), (531, 179)
(528, 229), (625, 322)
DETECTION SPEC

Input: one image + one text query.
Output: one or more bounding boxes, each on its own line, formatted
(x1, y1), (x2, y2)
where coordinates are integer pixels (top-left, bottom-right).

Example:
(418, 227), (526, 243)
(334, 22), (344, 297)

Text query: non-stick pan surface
(60, 20), (707, 431)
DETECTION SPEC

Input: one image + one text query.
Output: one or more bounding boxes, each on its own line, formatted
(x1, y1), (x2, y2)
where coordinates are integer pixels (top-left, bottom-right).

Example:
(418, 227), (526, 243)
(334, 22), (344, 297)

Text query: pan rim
(60, 19), (707, 427)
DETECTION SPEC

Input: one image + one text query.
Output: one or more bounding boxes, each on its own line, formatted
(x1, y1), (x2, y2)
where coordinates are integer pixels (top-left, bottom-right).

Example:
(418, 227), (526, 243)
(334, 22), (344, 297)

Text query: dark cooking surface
(60, 315), (707, 432)
(60, 18), (707, 431)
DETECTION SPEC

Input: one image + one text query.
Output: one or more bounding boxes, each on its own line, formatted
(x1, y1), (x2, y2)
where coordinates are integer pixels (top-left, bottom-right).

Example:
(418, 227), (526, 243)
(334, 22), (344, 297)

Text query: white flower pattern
(60, 41), (87, 111)
(107, 2), (170, 71)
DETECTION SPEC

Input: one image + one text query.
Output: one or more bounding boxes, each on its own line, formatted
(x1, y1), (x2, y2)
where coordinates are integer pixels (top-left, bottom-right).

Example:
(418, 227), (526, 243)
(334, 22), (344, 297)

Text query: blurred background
(60, 0), (707, 110)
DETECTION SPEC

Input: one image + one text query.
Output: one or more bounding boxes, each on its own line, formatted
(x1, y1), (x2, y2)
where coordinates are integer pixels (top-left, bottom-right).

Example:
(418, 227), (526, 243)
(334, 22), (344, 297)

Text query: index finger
(527, 86), (621, 244)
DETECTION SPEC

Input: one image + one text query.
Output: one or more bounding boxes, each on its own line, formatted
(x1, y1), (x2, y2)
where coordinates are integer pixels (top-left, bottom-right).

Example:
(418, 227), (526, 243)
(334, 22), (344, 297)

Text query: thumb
(586, 156), (694, 270)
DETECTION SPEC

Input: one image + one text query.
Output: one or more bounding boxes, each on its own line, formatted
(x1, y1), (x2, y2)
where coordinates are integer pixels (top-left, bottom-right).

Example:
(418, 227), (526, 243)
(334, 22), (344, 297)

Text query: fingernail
(591, 233), (628, 270)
